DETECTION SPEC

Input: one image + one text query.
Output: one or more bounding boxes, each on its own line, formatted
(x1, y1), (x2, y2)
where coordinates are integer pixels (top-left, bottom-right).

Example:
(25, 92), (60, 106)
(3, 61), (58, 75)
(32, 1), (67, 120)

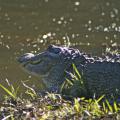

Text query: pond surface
(0, 0), (120, 97)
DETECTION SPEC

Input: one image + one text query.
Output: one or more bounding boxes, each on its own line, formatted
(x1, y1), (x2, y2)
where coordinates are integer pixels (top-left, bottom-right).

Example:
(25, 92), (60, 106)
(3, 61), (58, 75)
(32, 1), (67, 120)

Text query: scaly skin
(18, 45), (120, 97)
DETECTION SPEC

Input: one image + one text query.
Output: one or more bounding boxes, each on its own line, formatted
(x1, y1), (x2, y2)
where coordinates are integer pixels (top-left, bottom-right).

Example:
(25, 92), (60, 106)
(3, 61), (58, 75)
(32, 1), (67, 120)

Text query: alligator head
(18, 45), (86, 92)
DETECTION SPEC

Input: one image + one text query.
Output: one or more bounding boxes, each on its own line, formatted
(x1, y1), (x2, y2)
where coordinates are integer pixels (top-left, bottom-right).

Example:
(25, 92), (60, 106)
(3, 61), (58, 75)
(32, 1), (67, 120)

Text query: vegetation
(0, 56), (120, 119)
(0, 88), (120, 120)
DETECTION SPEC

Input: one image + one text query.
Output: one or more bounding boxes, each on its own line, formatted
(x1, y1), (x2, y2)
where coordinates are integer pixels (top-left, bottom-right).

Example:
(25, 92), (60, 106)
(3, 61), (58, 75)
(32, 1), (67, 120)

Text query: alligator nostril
(17, 57), (23, 63)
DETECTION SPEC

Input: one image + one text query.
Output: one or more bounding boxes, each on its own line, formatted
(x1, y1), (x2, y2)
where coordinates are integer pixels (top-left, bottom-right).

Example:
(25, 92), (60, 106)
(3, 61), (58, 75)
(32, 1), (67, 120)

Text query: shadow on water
(0, 0), (120, 98)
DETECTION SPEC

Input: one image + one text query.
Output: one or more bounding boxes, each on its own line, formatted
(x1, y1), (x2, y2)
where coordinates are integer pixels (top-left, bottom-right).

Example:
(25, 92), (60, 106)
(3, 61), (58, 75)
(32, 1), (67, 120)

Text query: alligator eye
(50, 48), (61, 54)
(30, 59), (42, 65)
(54, 48), (61, 54)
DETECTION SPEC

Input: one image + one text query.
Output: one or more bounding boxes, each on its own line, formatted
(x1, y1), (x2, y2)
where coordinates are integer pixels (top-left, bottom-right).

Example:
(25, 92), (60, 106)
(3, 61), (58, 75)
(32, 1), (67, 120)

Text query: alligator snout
(18, 53), (35, 64)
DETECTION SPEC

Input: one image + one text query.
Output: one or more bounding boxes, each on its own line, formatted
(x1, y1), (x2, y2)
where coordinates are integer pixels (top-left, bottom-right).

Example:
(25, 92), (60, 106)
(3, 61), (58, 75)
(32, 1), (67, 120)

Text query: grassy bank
(0, 67), (120, 120)
(0, 91), (120, 120)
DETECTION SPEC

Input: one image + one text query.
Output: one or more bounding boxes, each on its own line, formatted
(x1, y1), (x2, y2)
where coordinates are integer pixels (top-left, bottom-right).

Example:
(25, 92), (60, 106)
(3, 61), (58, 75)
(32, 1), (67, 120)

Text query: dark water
(0, 0), (120, 97)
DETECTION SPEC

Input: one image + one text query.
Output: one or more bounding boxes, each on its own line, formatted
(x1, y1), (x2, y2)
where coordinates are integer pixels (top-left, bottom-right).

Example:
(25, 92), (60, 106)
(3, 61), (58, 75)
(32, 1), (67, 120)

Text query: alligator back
(83, 61), (120, 97)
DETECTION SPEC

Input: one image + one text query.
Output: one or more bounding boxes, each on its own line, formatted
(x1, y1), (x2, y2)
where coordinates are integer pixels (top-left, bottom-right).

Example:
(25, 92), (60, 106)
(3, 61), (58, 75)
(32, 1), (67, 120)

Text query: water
(0, 0), (120, 97)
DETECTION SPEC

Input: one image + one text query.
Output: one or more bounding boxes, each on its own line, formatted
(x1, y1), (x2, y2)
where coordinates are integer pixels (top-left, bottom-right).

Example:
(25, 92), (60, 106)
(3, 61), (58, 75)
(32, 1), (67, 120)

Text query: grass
(60, 63), (87, 97)
(0, 79), (20, 100)
(0, 91), (120, 120)
(0, 69), (120, 119)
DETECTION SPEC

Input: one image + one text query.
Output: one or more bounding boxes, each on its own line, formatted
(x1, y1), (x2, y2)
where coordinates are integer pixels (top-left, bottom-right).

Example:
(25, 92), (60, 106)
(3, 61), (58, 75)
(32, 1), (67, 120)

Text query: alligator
(18, 45), (120, 98)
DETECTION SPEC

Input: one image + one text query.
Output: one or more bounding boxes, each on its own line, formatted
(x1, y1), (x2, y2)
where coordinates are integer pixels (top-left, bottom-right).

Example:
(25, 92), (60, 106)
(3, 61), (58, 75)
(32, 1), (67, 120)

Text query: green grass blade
(96, 95), (105, 103)
(0, 84), (15, 99)
(72, 64), (81, 79)
(60, 81), (66, 93)
(74, 98), (80, 113)
(72, 63), (84, 85)
(102, 102), (108, 113)
(113, 101), (118, 112)
(105, 100), (113, 113)
(66, 78), (73, 86)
